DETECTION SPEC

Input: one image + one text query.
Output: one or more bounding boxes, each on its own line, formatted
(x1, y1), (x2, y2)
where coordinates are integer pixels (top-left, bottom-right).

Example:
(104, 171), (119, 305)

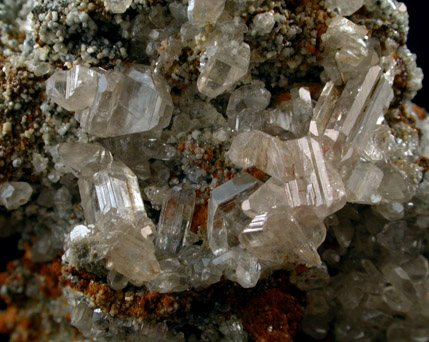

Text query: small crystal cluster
(1, 0), (428, 340)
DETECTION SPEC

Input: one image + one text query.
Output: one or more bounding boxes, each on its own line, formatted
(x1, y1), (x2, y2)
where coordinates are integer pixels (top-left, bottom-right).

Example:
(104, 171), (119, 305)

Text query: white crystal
(104, 0), (132, 13)
(207, 173), (261, 256)
(252, 12), (276, 35)
(197, 40), (250, 98)
(46, 66), (97, 112)
(155, 184), (196, 257)
(374, 202), (404, 221)
(78, 160), (147, 226)
(239, 206), (326, 267)
(187, 0), (225, 26)
(0, 182), (33, 210)
(325, 0), (364, 16)
(75, 65), (173, 137)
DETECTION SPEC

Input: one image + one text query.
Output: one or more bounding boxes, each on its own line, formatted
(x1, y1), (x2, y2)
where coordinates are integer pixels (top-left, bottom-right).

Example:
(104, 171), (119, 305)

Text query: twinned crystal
(187, 0), (225, 26)
(207, 173), (261, 256)
(47, 65), (173, 137)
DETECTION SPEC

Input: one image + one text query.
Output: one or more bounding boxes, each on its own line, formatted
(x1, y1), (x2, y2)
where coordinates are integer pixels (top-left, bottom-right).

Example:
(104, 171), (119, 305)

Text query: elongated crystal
(197, 40), (250, 98)
(325, 0), (364, 16)
(207, 173), (262, 256)
(239, 206), (326, 267)
(0, 182), (33, 210)
(78, 160), (147, 226)
(155, 184), (196, 256)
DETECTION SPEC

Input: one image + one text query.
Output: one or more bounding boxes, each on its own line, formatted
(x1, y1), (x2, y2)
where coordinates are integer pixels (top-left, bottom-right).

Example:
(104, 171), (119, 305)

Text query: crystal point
(0, 182), (33, 210)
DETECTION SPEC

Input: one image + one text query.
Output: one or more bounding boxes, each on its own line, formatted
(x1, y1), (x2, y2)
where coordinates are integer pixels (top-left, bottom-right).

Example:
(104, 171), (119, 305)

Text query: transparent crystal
(228, 130), (303, 182)
(207, 173), (262, 256)
(107, 270), (128, 291)
(59, 142), (113, 177)
(155, 184), (196, 257)
(345, 160), (383, 204)
(46, 66), (97, 112)
(226, 84), (271, 118)
(197, 40), (250, 98)
(187, 0), (225, 26)
(96, 214), (160, 285)
(78, 160), (147, 226)
(239, 206), (326, 267)
(325, 0), (364, 16)
(145, 258), (188, 293)
(374, 202), (404, 221)
(104, 0), (132, 13)
(75, 65), (173, 137)
(0, 182), (33, 210)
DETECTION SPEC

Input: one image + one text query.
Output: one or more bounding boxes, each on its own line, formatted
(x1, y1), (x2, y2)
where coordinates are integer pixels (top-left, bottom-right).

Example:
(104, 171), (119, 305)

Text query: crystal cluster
(2, 0), (428, 340)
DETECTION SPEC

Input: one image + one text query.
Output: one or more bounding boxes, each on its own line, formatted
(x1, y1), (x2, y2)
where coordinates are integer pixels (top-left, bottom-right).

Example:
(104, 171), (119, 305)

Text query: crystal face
(48, 65), (173, 137)
(197, 40), (251, 98)
(78, 160), (146, 225)
(207, 173), (262, 256)
(3, 0), (428, 341)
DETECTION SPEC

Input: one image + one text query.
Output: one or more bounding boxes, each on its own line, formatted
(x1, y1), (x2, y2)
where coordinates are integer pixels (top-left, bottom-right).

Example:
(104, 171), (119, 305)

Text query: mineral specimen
(0, 0), (428, 341)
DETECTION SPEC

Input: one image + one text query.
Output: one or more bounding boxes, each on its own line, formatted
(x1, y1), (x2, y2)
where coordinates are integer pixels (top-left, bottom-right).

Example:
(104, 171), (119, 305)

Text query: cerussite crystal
(226, 84), (271, 119)
(207, 173), (262, 256)
(78, 160), (147, 226)
(155, 184), (196, 257)
(239, 206), (326, 267)
(103, 0), (132, 14)
(187, 0), (225, 26)
(48, 65), (173, 137)
(197, 40), (251, 98)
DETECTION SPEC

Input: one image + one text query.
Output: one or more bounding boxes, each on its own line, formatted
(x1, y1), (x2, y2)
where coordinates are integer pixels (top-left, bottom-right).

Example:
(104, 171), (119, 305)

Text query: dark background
(405, 1), (429, 109)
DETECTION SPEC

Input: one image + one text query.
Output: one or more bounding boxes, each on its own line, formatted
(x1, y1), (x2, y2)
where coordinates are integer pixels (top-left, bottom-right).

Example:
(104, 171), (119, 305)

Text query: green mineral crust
(0, 0), (428, 341)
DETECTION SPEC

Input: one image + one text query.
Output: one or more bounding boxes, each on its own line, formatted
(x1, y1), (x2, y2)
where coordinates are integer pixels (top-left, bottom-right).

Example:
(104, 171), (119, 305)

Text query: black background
(405, 1), (429, 109)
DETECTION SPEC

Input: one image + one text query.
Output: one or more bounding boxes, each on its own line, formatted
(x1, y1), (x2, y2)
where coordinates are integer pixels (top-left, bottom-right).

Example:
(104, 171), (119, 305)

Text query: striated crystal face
(239, 206), (326, 267)
(155, 184), (196, 257)
(207, 173), (262, 256)
(46, 66), (97, 112)
(78, 160), (146, 225)
(197, 40), (250, 98)
(345, 160), (383, 204)
(187, 0), (225, 26)
(75, 65), (173, 137)
(0, 182), (33, 210)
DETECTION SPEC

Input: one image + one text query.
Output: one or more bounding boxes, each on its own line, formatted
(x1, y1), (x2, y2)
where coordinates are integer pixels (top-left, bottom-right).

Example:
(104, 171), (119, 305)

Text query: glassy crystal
(325, 0), (364, 16)
(107, 270), (128, 290)
(155, 184), (196, 257)
(59, 142), (113, 177)
(252, 12), (276, 35)
(104, 0), (132, 13)
(374, 202), (404, 221)
(46, 66), (97, 112)
(187, 0), (225, 26)
(228, 130), (303, 182)
(239, 206), (326, 267)
(0, 182), (33, 210)
(78, 160), (147, 226)
(207, 173), (262, 256)
(197, 40), (250, 98)
(377, 163), (416, 203)
(75, 65), (173, 137)
(96, 214), (160, 285)
(345, 161), (383, 204)
(226, 85), (271, 118)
